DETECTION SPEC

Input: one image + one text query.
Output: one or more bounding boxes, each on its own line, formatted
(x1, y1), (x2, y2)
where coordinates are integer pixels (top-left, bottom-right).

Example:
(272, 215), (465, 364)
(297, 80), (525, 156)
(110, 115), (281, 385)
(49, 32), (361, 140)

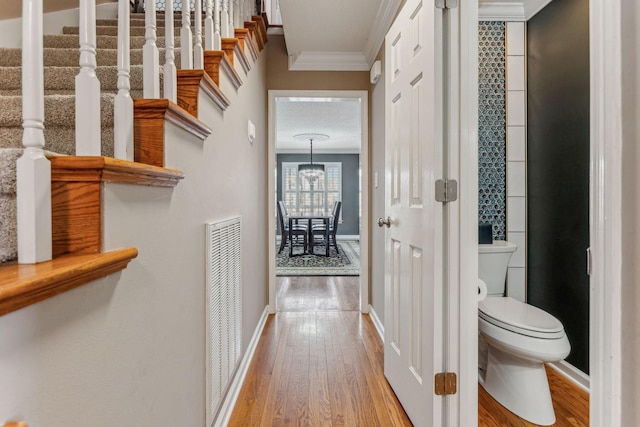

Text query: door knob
(377, 217), (392, 228)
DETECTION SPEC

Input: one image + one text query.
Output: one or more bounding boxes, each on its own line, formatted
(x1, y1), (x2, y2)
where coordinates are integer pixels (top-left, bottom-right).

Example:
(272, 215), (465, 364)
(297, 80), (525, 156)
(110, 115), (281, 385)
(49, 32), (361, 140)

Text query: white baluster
(229, 0), (235, 32)
(194, 0), (203, 68)
(75, 0), (101, 155)
(143, 0), (160, 97)
(181, 0), (194, 69)
(114, 0), (133, 159)
(214, 0), (221, 49)
(221, 0), (230, 38)
(163, 1), (177, 102)
(18, 0), (52, 264)
(204, 0), (214, 50)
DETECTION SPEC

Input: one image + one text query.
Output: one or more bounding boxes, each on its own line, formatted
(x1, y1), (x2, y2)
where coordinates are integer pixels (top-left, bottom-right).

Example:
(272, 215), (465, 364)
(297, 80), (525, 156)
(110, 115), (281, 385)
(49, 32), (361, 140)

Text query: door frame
(589, 0), (623, 424)
(267, 89), (370, 314)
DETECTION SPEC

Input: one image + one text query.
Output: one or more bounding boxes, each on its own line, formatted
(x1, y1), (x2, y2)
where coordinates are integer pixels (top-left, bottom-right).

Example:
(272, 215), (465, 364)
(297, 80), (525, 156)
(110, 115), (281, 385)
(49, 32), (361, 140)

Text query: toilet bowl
(478, 242), (570, 426)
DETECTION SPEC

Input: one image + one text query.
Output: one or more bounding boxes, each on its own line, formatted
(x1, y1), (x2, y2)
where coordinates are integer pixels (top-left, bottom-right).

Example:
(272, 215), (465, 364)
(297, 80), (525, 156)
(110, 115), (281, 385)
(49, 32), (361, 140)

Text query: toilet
(478, 241), (570, 426)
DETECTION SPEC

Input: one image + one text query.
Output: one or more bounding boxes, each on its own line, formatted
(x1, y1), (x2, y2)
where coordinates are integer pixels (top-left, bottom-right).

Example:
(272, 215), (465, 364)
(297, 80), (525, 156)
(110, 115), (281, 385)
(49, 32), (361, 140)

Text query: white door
(383, 0), (445, 425)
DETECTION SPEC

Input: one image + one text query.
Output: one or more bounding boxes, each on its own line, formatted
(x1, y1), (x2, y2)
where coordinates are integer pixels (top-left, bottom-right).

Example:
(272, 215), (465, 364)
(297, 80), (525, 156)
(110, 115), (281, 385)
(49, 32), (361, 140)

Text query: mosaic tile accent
(478, 22), (507, 241)
(155, 0), (196, 11)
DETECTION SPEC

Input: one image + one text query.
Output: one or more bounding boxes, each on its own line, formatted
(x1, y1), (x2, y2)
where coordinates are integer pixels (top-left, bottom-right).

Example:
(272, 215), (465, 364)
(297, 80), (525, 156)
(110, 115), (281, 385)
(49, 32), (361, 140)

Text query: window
(282, 162), (342, 219)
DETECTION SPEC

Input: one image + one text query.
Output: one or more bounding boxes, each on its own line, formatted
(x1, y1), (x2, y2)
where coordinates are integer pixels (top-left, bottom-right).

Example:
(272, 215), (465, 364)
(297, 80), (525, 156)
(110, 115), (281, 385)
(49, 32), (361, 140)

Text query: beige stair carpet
(0, 13), (180, 262)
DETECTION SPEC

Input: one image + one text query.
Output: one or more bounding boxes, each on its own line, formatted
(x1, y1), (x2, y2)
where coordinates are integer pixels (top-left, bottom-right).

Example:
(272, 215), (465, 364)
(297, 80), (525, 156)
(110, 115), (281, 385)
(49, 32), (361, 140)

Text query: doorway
(267, 90), (369, 314)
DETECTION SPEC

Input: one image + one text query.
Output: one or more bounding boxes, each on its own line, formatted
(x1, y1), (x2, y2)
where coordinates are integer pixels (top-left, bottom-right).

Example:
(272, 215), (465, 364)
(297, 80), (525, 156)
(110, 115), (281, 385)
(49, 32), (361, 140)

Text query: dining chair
(311, 201), (341, 256)
(277, 201), (307, 256)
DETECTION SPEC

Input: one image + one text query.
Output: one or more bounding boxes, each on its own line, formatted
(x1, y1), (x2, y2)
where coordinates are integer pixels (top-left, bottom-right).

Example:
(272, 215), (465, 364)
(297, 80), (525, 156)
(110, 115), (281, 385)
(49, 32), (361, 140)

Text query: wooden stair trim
(0, 248), (138, 317)
(3, 423), (28, 427)
(203, 50), (243, 91)
(177, 69), (231, 114)
(134, 98), (213, 167)
(244, 21), (264, 51)
(234, 28), (259, 62)
(47, 156), (184, 257)
(222, 37), (251, 74)
(49, 156), (186, 187)
(252, 15), (268, 42)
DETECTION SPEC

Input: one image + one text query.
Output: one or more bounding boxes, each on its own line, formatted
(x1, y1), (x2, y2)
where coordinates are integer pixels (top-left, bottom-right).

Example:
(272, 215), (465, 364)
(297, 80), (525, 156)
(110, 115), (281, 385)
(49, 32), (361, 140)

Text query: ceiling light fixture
(293, 133), (329, 184)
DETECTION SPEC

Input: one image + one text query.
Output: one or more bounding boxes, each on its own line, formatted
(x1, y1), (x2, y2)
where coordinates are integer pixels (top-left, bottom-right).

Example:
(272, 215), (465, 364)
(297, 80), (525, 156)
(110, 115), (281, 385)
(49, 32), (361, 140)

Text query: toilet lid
(479, 297), (565, 339)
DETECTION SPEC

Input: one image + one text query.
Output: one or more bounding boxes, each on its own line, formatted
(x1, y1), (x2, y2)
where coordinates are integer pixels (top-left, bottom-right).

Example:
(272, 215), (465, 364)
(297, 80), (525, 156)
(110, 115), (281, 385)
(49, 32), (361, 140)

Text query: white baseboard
(368, 305), (384, 342)
(214, 306), (269, 427)
(336, 235), (360, 241)
(0, 3), (118, 48)
(549, 360), (590, 393)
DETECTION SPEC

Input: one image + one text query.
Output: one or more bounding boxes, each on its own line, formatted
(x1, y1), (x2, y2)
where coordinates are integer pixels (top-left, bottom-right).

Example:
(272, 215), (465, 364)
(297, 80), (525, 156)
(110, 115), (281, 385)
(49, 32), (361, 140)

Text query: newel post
(17, 0), (52, 263)
(76, 0), (102, 155)
(114, 0), (134, 159)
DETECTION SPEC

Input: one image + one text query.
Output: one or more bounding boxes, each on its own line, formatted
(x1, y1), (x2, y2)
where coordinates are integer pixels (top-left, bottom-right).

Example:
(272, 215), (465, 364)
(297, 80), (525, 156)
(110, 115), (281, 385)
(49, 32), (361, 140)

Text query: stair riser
(97, 18), (184, 27)
(0, 127), (114, 157)
(0, 48), (181, 68)
(62, 26), (181, 37)
(0, 66), (145, 94)
(44, 35), (181, 49)
(0, 95), (115, 128)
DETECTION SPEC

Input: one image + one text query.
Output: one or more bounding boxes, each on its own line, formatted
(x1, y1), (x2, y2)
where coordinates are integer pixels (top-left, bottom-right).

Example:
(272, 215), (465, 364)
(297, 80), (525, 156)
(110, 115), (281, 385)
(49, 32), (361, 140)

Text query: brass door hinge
(434, 372), (457, 395)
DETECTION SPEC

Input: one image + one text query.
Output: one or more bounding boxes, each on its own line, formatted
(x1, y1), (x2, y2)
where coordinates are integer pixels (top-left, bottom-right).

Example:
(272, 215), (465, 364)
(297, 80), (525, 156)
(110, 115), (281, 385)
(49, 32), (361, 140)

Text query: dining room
(269, 92), (368, 312)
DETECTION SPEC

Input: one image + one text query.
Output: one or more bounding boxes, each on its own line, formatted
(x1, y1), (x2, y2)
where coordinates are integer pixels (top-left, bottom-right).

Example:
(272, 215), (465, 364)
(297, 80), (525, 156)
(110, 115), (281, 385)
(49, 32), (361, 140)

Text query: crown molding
(288, 51), (370, 71)
(478, 0), (553, 21)
(363, 0), (402, 66)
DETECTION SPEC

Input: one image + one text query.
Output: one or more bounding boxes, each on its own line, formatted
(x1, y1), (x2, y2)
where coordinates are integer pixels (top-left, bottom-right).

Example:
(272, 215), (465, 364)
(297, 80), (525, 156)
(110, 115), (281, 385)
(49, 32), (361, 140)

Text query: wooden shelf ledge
(177, 69), (231, 115)
(0, 248), (138, 317)
(204, 50), (243, 92)
(134, 98), (213, 167)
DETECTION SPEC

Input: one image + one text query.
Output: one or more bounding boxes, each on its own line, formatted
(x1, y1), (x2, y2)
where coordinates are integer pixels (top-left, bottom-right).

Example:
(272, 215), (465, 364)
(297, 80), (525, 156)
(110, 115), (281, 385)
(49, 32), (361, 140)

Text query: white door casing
(383, 0), (444, 424)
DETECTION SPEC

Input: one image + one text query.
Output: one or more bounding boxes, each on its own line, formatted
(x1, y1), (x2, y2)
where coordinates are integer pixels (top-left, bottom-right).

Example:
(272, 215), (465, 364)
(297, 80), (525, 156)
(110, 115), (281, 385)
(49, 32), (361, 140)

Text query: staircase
(0, 4), (267, 314)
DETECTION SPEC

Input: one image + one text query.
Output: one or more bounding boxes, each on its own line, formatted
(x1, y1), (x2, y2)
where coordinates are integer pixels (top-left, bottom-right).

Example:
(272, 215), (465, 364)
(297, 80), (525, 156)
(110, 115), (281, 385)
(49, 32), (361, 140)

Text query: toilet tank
(478, 241), (517, 296)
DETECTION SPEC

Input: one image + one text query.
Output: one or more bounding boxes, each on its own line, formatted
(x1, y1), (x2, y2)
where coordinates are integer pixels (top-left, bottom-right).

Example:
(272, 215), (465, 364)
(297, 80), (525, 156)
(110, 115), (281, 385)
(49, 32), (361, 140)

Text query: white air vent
(205, 216), (242, 426)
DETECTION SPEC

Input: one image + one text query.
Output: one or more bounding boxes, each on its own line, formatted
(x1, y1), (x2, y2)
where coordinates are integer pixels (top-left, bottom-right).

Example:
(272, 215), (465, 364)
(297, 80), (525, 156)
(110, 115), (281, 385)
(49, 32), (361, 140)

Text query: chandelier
(293, 133), (329, 184)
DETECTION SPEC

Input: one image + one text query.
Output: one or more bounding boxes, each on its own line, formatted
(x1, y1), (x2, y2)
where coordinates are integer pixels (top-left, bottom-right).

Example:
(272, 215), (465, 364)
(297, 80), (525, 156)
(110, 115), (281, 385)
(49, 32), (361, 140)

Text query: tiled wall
(505, 22), (527, 301)
(478, 22), (507, 241)
(478, 21), (527, 301)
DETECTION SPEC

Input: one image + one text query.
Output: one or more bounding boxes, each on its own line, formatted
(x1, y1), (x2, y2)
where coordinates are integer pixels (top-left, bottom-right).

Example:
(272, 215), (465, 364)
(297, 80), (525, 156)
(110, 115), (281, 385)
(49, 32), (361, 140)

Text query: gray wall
(277, 153), (360, 236)
(527, 0), (590, 373)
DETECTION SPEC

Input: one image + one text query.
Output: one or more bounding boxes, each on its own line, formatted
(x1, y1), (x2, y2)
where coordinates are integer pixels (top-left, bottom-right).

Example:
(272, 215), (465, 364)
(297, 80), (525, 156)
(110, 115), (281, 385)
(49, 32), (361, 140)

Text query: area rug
(276, 240), (360, 276)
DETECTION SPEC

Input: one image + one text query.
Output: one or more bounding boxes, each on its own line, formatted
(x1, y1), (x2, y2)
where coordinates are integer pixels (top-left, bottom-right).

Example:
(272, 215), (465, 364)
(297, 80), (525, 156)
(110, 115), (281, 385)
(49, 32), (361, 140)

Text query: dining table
(287, 214), (331, 257)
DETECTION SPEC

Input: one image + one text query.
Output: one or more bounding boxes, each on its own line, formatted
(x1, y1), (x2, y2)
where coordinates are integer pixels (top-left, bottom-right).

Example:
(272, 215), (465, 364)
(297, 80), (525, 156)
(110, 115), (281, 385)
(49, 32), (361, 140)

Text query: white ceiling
(273, 0), (554, 153)
(277, 0), (554, 71)
(275, 97), (362, 153)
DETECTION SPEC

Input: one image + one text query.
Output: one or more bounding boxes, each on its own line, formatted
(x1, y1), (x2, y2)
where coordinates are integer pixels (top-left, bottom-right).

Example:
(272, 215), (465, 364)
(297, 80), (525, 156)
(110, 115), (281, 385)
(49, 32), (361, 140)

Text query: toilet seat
(479, 297), (565, 339)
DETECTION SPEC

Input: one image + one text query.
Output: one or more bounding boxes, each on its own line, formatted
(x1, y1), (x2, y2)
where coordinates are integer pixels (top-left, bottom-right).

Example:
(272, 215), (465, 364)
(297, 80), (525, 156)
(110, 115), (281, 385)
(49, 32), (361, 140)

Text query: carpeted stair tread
(95, 18), (183, 27)
(0, 65), (145, 95)
(0, 127), (114, 157)
(62, 25), (180, 37)
(44, 34), (179, 49)
(0, 94), (115, 128)
(0, 48), (181, 68)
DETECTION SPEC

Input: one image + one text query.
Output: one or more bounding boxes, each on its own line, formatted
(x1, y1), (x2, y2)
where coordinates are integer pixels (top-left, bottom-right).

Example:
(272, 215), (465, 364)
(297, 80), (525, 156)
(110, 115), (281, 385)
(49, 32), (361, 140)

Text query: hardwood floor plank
(231, 276), (588, 427)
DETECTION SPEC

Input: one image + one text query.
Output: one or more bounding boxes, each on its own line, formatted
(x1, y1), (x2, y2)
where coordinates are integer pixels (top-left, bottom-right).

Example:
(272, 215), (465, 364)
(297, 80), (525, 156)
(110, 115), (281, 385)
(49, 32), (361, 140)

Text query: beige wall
(0, 0), (116, 20)
(621, 0), (640, 423)
(370, 43), (386, 322)
(266, 35), (370, 91)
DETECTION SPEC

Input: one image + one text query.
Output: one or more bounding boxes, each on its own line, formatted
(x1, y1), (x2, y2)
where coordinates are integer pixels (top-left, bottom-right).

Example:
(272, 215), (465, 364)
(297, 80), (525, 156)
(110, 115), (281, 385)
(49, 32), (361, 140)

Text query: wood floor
(230, 276), (589, 426)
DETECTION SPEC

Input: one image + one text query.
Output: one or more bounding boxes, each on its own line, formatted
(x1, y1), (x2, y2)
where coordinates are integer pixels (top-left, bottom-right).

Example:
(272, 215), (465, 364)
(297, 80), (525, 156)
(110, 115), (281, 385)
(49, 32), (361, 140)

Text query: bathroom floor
(478, 365), (589, 426)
